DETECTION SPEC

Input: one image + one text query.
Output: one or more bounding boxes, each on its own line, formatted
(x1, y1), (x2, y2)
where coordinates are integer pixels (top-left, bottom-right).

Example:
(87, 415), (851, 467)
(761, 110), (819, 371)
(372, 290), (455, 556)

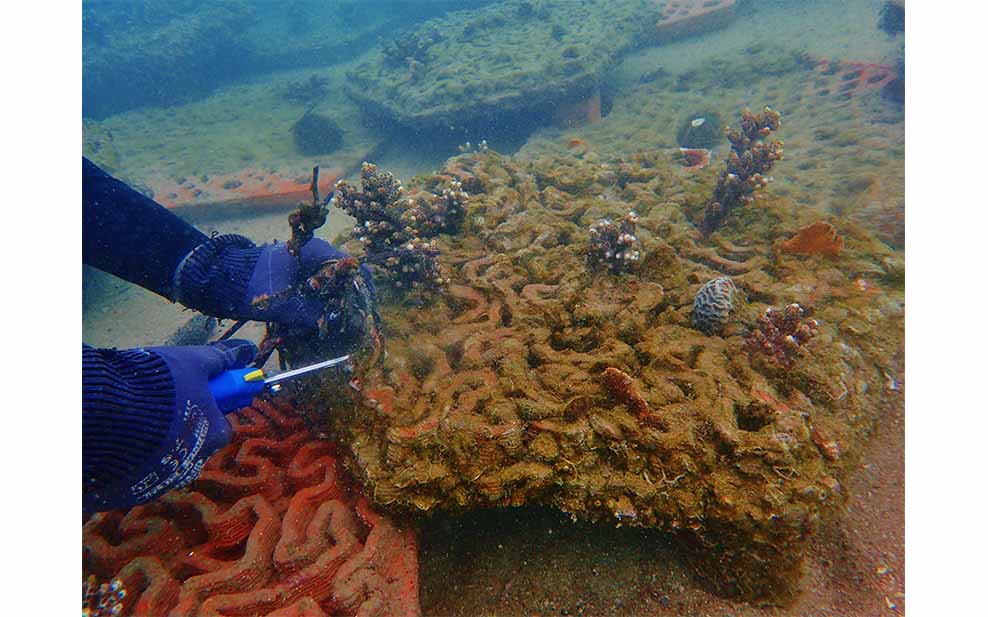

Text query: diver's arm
(82, 340), (256, 513)
(82, 157), (375, 342)
(81, 157), (267, 315)
(83, 156), (208, 299)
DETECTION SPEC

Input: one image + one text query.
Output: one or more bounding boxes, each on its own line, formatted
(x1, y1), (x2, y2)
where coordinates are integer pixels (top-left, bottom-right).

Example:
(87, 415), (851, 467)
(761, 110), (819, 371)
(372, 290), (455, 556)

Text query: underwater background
(82, 1), (904, 615)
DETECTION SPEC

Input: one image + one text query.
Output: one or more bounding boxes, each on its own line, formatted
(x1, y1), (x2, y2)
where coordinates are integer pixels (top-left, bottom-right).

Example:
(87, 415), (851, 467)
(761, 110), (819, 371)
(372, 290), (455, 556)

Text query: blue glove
(174, 234), (375, 338)
(83, 339), (257, 513)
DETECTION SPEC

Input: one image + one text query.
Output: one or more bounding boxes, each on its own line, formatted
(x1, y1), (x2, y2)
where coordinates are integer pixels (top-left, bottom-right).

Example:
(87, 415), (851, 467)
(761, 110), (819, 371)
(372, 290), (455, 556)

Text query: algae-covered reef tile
(244, 2), (498, 74)
(83, 0), (497, 119)
(344, 0), (655, 134)
(304, 149), (903, 605)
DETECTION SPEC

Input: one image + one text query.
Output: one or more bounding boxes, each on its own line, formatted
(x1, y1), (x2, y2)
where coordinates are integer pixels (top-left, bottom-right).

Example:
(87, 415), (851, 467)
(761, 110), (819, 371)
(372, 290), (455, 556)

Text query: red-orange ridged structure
(82, 399), (421, 617)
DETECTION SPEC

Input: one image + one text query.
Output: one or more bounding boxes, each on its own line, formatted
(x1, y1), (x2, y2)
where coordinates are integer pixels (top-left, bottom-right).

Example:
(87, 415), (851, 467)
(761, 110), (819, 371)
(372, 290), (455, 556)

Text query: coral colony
(745, 303), (819, 368)
(333, 162), (467, 293)
(701, 107), (784, 235)
(692, 276), (739, 335)
(587, 211), (642, 273)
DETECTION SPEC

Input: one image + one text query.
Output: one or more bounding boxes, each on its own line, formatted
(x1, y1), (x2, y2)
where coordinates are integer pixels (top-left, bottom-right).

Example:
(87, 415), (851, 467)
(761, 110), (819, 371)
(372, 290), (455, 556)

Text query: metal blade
(264, 355), (351, 386)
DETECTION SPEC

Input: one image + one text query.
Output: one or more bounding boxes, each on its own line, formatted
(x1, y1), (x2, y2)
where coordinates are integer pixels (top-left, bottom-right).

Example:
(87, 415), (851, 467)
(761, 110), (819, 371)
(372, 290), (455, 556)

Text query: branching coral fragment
(287, 166), (331, 257)
(250, 166), (382, 366)
(745, 303), (818, 368)
(587, 211), (641, 273)
(702, 107), (784, 235)
(334, 162), (467, 293)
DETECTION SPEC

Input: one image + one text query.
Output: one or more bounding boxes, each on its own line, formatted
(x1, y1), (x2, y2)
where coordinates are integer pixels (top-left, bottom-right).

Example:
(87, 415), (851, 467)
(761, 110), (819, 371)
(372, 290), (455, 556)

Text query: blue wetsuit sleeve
(83, 157), (208, 299)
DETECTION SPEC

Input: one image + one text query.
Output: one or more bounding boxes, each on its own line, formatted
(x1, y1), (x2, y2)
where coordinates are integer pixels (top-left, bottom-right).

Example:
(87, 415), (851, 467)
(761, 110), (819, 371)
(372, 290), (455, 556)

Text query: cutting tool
(208, 354), (351, 413)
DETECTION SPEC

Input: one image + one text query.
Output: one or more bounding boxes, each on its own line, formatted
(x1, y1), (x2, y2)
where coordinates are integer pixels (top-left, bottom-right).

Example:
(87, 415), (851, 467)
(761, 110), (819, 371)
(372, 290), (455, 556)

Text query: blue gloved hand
(173, 235), (376, 341)
(83, 339), (257, 513)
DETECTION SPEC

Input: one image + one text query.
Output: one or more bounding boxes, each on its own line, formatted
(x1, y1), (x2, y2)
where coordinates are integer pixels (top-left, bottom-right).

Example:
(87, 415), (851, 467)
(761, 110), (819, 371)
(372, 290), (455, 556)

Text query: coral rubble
(299, 149), (903, 605)
(674, 44), (815, 94)
(745, 304), (819, 369)
(82, 399), (421, 617)
(692, 276), (739, 335)
(587, 211), (642, 273)
(701, 107), (784, 236)
(333, 162), (467, 294)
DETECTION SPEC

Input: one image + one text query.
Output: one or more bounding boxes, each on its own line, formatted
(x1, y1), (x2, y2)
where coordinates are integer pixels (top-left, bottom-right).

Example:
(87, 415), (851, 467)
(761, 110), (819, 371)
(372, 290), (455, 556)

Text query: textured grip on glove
(173, 233), (377, 348)
(173, 234), (261, 316)
(83, 347), (174, 505)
